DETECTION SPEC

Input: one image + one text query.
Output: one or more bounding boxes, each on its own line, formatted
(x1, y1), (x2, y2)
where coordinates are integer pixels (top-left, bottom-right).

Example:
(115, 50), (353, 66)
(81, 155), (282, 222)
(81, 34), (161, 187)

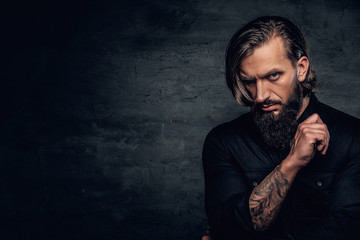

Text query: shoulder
(203, 112), (253, 153)
(202, 112), (254, 168)
(317, 101), (360, 134)
(317, 101), (360, 161)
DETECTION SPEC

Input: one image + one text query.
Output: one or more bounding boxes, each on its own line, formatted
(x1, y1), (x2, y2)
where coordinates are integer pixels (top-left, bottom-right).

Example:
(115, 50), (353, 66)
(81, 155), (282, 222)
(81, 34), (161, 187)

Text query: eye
(243, 80), (256, 86)
(268, 72), (280, 80)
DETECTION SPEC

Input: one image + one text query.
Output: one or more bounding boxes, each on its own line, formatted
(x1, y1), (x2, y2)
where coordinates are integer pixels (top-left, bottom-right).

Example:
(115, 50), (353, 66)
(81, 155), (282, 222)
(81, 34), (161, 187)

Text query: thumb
(302, 113), (320, 124)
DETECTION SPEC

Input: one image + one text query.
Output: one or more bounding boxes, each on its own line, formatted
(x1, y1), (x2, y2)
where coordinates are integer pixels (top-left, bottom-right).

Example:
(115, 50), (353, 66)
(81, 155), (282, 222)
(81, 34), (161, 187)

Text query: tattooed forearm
(249, 165), (293, 231)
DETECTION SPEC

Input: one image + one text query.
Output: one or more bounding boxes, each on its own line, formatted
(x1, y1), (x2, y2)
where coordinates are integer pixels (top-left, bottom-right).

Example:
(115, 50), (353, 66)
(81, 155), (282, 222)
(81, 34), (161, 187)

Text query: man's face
(240, 36), (299, 116)
(239, 37), (305, 149)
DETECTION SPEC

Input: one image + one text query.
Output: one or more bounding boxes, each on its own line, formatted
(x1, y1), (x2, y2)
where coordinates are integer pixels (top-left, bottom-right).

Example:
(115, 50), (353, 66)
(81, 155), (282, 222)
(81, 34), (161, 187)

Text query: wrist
(280, 155), (301, 179)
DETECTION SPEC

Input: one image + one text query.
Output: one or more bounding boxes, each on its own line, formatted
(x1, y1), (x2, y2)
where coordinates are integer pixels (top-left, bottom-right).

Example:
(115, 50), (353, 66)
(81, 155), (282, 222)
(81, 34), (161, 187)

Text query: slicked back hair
(225, 16), (316, 106)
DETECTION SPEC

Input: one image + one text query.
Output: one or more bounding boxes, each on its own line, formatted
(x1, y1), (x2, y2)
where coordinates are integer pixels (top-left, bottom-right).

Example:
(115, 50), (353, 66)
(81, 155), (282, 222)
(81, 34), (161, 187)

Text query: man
(202, 16), (360, 240)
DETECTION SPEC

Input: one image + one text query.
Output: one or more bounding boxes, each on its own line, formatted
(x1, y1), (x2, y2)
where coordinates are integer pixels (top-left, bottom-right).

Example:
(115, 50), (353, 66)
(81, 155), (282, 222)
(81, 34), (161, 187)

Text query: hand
(201, 229), (211, 240)
(287, 113), (330, 170)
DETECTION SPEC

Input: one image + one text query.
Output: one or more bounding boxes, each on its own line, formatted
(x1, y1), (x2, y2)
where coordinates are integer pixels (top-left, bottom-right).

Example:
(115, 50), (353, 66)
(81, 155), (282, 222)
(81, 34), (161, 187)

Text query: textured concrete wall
(2, 0), (360, 239)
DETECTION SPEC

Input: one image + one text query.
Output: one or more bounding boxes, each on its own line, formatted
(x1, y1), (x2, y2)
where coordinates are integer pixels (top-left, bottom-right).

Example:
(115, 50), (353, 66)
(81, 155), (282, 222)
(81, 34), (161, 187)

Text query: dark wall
(2, 0), (360, 239)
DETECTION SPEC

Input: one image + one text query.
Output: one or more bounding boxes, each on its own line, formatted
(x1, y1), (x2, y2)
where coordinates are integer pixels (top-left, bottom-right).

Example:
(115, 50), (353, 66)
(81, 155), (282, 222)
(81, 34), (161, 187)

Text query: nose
(254, 80), (270, 103)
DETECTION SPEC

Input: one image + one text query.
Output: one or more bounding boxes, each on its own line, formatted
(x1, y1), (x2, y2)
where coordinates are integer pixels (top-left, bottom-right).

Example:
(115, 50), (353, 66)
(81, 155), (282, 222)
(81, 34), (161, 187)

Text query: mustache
(254, 98), (282, 109)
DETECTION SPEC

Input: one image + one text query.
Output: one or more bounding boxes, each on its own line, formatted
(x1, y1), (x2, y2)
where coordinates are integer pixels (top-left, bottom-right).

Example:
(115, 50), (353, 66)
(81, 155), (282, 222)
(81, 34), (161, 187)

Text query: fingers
(202, 230), (211, 240)
(322, 142), (329, 155)
(305, 130), (329, 154)
(290, 114), (330, 167)
(320, 135), (330, 155)
(296, 114), (324, 144)
(316, 116), (324, 124)
(299, 123), (327, 130)
(302, 113), (321, 123)
(298, 114), (330, 155)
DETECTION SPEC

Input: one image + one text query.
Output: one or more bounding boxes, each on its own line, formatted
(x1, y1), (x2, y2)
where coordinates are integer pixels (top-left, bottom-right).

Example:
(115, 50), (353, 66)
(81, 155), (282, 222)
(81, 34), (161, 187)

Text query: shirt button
(253, 181), (258, 187)
(316, 181), (322, 187)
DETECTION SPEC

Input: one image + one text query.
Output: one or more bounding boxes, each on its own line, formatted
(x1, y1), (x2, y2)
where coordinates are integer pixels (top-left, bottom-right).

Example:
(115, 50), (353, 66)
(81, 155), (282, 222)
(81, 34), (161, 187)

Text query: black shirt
(202, 95), (360, 240)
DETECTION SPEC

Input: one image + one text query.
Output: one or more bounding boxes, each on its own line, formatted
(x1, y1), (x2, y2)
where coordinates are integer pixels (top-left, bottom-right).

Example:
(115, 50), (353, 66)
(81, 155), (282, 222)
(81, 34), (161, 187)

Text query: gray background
(2, 0), (360, 239)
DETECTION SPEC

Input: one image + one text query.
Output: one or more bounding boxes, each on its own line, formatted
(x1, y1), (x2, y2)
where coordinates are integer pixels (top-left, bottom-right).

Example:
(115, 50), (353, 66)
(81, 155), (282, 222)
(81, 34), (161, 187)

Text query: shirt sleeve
(202, 128), (256, 240)
(289, 127), (360, 240)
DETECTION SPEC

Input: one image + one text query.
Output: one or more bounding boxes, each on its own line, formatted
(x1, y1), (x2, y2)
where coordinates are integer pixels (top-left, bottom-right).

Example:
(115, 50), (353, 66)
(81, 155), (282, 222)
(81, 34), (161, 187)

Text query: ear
(296, 56), (309, 82)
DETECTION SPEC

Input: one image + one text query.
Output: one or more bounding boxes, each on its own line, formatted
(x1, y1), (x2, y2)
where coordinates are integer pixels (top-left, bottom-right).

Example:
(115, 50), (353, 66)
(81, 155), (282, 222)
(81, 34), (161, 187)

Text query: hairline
(238, 34), (298, 80)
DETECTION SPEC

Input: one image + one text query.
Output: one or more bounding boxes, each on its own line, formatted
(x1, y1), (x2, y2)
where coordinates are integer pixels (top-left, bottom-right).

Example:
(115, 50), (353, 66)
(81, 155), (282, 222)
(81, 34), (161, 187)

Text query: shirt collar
(297, 94), (319, 124)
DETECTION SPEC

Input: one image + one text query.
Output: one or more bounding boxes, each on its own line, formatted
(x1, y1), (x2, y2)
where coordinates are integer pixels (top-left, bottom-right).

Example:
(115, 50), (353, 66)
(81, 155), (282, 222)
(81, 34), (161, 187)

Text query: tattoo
(249, 165), (291, 231)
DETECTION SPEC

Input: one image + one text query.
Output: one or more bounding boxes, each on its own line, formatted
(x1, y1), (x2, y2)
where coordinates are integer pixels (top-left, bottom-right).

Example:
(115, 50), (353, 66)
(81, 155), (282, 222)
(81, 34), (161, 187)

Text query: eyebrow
(239, 72), (255, 82)
(239, 76), (255, 82)
(240, 68), (284, 81)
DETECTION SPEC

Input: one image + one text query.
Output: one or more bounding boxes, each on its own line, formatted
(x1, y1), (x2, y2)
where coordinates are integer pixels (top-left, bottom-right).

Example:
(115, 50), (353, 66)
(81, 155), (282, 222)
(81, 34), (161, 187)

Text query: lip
(262, 104), (277, 111)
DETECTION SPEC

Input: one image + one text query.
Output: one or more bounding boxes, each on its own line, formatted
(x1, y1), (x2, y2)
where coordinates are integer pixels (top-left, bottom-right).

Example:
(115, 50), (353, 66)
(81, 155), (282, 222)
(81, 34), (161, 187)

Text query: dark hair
(226, 16), (316, 105)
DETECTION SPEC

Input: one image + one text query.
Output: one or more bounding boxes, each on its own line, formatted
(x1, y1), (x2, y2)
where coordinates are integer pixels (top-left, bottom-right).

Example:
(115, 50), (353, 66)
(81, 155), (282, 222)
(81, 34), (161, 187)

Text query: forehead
(240, 37), (293, 77)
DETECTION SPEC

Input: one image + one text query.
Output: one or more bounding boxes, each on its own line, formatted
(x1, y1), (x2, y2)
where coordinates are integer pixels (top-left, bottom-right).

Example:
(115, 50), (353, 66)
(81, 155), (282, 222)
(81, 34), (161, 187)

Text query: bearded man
(202, 16), (360, 240)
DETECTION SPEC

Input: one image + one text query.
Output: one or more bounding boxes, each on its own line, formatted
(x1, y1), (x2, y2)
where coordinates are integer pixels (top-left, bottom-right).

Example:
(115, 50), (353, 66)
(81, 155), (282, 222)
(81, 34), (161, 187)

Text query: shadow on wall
(1, 0), (360, 239)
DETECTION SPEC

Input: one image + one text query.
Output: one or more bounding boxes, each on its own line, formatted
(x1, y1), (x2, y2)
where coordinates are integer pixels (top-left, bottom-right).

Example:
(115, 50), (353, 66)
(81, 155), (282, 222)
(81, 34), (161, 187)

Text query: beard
(252, 82), (303, 150)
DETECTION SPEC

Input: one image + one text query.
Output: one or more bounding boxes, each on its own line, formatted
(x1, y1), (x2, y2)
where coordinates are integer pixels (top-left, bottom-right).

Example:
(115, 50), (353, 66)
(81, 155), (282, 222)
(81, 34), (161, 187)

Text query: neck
(296, 96), (310, 120)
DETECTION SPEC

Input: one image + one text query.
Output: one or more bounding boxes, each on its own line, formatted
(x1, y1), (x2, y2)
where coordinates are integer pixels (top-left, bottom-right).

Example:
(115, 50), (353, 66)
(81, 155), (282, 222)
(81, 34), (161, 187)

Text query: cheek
(245, 85), (256, 98)
(276, 74), (297, 99)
